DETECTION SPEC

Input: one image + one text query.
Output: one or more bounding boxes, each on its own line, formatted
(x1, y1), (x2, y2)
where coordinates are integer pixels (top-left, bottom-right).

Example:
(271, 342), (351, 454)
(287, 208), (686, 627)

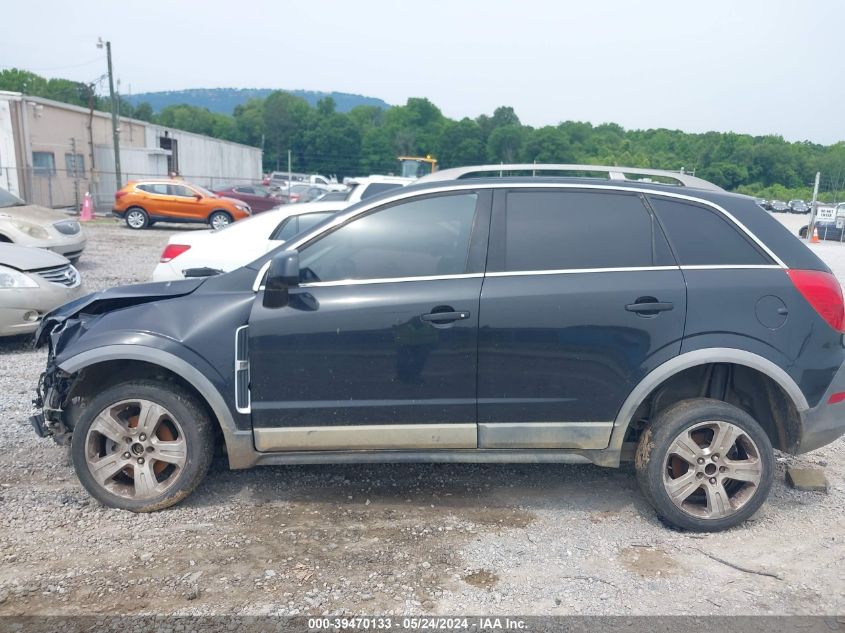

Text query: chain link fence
(2, 166), (266, 215)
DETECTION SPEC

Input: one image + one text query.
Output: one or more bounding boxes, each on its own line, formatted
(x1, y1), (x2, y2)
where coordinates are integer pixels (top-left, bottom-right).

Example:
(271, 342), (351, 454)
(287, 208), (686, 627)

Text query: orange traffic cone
(811, 226), (820, 244)
(80, 191), (93, 221)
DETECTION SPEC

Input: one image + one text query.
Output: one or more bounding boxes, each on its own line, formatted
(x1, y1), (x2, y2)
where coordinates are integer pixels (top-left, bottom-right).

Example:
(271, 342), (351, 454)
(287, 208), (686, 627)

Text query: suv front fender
(57, 344), (254, 469)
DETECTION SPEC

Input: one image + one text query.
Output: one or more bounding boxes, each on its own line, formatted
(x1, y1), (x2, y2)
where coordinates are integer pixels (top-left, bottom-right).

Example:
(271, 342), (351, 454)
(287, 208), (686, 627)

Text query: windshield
(0, 187), (26, 208)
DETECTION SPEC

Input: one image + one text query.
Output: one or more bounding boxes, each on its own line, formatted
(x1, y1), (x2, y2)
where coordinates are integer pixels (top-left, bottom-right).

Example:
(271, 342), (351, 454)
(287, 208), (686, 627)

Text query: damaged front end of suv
(29, 270), (257, 451)
(30, 279), (211, 444)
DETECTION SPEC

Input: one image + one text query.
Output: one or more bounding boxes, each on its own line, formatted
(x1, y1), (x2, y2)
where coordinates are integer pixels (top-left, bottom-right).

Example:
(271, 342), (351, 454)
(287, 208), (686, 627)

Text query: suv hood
(35, 277), (206, 348)
(0, 242), (70, 271)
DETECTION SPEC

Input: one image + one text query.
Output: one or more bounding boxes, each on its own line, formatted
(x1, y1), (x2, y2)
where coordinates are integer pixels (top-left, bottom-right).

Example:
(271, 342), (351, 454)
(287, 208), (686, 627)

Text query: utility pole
(98, 38), (121, 193)
(807, 171), (821, 242)
(287, 149), (292, 201)
(70, 137), (80, 213)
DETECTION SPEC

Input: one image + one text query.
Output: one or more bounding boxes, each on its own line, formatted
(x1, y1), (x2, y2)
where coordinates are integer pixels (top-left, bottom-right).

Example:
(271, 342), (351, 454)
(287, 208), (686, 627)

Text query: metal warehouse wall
(143, 125), (262, 190)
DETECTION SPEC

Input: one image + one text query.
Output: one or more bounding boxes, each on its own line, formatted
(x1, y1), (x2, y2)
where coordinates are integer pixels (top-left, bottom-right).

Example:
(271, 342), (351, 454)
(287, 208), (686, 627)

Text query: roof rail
(416, 163), (722, 191)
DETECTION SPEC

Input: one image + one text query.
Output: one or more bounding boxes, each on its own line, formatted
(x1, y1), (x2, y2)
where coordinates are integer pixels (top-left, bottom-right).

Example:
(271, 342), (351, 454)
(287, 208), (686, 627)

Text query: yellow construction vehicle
(398, 155), (438, 179)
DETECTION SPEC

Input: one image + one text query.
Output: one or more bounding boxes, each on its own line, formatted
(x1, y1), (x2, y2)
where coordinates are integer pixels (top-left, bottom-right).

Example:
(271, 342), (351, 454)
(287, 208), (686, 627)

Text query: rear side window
(499, 190), (655, 271)
(648, 197), (771, 266)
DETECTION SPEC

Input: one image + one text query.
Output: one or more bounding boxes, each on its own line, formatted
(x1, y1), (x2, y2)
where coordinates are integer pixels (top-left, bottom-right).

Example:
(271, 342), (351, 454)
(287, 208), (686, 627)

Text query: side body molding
(604, 347), (810, 466)
(58, 344), (256, 469)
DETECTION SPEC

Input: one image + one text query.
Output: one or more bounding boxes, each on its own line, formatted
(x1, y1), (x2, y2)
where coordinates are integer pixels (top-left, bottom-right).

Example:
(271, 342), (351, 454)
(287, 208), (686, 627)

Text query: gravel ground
(0, 216), (843, 617)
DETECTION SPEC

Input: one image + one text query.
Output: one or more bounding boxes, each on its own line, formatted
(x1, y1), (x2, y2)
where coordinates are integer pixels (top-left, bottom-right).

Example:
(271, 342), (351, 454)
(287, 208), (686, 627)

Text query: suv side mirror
(263, 250), (300, 309)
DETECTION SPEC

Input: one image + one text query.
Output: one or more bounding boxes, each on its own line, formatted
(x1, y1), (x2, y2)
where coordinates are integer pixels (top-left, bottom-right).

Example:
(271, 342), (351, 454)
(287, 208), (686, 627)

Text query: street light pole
(98, 38), (121, 192)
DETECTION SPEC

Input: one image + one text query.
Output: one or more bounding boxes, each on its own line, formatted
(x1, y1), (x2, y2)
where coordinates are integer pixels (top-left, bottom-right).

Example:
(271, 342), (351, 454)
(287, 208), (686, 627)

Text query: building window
(32, 152), (56, 175)
(64, 153), (86, 177)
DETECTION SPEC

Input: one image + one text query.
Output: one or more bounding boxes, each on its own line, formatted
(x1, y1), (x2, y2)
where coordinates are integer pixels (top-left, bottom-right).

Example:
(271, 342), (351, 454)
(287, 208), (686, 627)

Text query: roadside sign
(817, 205), (836, 222)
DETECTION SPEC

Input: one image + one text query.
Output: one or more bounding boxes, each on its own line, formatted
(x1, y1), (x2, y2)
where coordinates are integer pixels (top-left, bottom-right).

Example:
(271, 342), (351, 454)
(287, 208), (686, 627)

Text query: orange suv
(113, 180), (252, 230)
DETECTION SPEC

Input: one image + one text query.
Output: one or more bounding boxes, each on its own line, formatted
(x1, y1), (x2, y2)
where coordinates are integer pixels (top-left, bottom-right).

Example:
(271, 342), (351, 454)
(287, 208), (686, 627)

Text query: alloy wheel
(661, 420), (763, 520)
(126, 211), (146, 229)
(211, 213), (231, 230)
(84, 399), (187, 500)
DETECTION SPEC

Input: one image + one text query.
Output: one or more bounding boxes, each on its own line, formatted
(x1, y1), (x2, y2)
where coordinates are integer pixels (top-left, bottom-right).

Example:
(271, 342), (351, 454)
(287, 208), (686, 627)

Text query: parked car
(152, 202), (344, 281)
(799, 222), (843, 241)
(0, 243), (82, 337)
(0, 186), (86, 262)
(789, 200), (810, 214)
(288, 184), (328, 204)
(753, 198), (769, 210)
(212, 184), (284, 213)
(343, 176), (412, 204)
(314, 191), (350, 202)
(770, 200), (789, 213)
(30, 163), (845, 532)
(270, 172), (344, 191)
(113, 180), (252, 230)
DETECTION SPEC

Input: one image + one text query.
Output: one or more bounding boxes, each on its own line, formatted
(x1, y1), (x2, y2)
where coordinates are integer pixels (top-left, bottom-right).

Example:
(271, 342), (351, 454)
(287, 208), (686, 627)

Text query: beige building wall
(22, 98), (147, 208)
(0, 93), (262, 211)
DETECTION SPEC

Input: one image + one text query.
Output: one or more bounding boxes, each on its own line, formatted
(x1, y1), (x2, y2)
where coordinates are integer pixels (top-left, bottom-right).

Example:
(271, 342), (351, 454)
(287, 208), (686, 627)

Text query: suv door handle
(421, 311), (471, 323)
(625, 300), (674, 314)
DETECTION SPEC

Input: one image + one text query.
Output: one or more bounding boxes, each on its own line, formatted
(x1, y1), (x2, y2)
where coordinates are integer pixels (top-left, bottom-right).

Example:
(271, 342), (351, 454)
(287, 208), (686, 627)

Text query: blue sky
(2, 0), (843, 143)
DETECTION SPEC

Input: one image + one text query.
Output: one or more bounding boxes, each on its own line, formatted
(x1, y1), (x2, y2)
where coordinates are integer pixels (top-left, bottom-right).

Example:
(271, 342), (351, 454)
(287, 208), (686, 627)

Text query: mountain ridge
(124, 88), (391, 114)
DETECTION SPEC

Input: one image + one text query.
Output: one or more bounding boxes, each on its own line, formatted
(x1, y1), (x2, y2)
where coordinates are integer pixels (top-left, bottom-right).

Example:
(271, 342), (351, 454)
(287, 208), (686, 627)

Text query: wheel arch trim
(57, 344), (252, 467)
(606, 347), (809, 463)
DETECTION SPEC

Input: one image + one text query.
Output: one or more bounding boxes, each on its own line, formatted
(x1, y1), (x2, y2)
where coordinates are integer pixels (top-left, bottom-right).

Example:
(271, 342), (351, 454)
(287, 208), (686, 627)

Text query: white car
(343, 176), (413, 204)
(152, 201), (344, 281)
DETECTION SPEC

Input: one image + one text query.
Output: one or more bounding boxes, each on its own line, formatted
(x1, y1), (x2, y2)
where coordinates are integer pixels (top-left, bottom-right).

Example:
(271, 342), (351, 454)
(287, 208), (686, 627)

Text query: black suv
(30, 164), (845, 531)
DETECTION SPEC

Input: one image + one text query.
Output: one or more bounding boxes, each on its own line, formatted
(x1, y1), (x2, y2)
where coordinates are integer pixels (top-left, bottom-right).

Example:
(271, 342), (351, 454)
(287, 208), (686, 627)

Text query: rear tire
(635, 398), (774, 532)
(125, 207), (149, 230)
(70, 380), (214, 512)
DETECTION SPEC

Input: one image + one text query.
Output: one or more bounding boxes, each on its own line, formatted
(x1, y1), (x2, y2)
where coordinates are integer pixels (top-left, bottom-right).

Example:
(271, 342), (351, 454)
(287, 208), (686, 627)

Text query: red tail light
(788, 269), (845, 332)
(115, 190), (127, 201)
(160, 244), (191, 263)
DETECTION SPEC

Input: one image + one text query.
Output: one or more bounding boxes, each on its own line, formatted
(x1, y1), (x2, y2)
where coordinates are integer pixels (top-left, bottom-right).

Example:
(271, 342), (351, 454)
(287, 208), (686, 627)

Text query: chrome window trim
(252, 182), (787, 291)
(300, 273), (484, 288)
(679, 264), (783, 270)
(485, 266), (679, 278)
(258, 266), (783, 290)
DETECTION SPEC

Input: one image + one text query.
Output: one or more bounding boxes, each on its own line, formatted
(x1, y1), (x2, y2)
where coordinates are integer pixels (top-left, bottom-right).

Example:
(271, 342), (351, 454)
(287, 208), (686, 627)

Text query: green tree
(487, 125), (525, 163)
(436, 118), (485, 167)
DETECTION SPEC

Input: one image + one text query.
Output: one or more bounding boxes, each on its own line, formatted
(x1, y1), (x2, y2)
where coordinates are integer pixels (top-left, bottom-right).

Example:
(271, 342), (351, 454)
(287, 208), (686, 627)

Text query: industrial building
(0, 91), (262, 212)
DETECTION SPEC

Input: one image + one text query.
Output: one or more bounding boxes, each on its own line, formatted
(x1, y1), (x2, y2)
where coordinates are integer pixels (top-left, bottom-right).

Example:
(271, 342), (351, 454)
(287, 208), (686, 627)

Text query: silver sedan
(0, 243), (83, 337)
(0, 187), (87, 262)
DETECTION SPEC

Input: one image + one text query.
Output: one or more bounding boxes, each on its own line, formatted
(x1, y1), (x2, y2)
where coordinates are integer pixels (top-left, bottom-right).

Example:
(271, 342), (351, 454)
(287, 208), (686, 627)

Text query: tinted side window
(299, 194), (478, 283)
(500, 191), (654, 271)
(360, 182), (402, 200)
(648, 197), (770, 266)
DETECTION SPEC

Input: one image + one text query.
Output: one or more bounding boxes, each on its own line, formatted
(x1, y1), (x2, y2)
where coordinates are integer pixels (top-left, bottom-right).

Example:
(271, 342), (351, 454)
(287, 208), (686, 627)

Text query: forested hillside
(2, 69), (843, 201)
(123, 88), (390, 115)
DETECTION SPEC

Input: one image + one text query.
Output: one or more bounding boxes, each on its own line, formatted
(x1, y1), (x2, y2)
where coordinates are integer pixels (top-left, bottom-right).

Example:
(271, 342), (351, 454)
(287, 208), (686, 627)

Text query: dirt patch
(462, 570), (499, 590)
(619, 546), (682, 578)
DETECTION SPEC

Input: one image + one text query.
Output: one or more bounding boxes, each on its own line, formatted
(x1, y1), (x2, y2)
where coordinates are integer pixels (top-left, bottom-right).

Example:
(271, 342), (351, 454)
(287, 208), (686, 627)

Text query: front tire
(70, 380), (214, 512)
(635, 398), (774, 532)
(208, 210), (232, 230)
(125, 207), (149, 230)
